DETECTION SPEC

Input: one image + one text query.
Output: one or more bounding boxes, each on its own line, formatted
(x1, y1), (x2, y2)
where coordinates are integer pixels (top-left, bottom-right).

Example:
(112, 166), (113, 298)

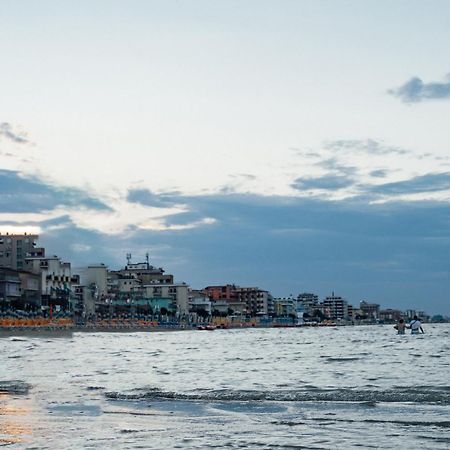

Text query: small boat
(197, 325), (216, 331)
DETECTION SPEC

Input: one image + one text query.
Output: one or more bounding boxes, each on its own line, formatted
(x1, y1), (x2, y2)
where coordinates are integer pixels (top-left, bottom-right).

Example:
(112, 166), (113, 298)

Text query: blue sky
(1, 1), (449, 313)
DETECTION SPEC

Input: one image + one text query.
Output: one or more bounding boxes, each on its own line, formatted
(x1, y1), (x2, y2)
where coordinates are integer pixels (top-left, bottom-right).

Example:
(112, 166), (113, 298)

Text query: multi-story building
(112, 254), (174, 285)
(26, 255), (74, 310)
(202, 285), (237, 301)
(297, 293), (319, 316)
(73, 264), (109, 316)
(142, 283), (189, 315)
(189, 295), (212, 315)
(0, 268), (21, 305)
(273, 297), (296, 316)
(323, 293), (348, 320)
(360, 301), (380, 320)
(235, 287), (271, 316)
(202, 285), (248, 314)
(347, 304), (354, 319)
(0, 233), (45, 270)
(379, 309), (403, 322)
(0, 268), (42, 310)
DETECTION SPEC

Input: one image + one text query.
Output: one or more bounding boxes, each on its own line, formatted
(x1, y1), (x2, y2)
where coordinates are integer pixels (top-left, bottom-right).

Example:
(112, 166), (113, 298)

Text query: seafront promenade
(0, 316), (341, 335)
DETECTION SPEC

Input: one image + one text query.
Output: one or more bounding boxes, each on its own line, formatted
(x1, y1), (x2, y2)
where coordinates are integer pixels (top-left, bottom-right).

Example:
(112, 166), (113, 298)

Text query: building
(234, 287), (271, 316)
(0, 233), (45, 271)
(112, 254), (174, 285)
(203, 285), (237, 301)
(273, 297), (296, 316)
(189, 295), (212, 315)
(202, 285), (247, 315)
(360, 301), (380, 320)
(0, 268), (21, 305)
(379, 309), (403, 322)
(74, 264), (109, 316)
(142, 283), (189, 315)
(0, 268), (41, 310)
(323, 293), (348, 320)
(26, 255), (74, 310)
(297, 293), (319, 316)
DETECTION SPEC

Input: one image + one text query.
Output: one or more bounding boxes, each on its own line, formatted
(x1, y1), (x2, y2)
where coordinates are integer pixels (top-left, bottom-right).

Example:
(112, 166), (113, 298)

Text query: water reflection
(0, 393), (33, 445)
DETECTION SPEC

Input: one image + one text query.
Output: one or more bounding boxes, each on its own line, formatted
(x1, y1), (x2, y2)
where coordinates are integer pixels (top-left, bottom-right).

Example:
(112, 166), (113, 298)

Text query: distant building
(273, 297), (296, 316)
(75, 264), (109, 316)
(297, 293), (319, 316)
(202, 285), (237, 301)
(26, 255), (74, 310)
(347, 304), (354, 319)
(360, 301), (380, 320)
(142, 283), (189, 315)
(379, 309), (403, 322)
(0, 268), (21, 305)
(189, 295), (212, 315)
(0, 267), (42, 310)
(0, 233), (45, 271)
(113, 254), (174, 285)
(234, 287), (271, 316)
(323, 293), (348, 320)
(202, 285), (248, 315)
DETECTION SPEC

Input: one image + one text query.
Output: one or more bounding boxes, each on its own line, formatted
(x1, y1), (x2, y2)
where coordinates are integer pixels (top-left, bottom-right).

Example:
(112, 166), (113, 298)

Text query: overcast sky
(1, 1), (449, 314)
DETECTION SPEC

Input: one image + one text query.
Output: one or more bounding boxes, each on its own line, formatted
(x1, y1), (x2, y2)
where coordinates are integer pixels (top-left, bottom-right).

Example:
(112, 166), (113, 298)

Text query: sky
(1, 0), (450, 314)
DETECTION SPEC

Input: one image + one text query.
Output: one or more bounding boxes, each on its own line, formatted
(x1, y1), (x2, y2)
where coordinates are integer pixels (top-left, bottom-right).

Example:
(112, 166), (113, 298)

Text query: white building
(76, 264), (109, 315)
(26, 255), (73, 308)
(189, 296), (212, 314)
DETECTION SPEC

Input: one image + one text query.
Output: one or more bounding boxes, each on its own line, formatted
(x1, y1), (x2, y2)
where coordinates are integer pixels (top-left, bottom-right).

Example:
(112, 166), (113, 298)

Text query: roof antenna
(146, 252), (149, 269)
(126, 253), (132, 265)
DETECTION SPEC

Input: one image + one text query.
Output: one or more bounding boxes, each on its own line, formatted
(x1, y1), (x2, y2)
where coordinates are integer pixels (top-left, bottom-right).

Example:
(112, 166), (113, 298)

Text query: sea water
(1, 324), (449, 449)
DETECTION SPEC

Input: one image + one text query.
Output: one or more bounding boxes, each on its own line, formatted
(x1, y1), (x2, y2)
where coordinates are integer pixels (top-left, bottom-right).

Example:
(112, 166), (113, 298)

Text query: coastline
(0, 324), (253, 337)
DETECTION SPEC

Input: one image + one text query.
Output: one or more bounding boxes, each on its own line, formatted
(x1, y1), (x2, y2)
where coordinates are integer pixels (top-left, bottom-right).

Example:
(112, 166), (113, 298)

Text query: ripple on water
(0, 380), (31, 394)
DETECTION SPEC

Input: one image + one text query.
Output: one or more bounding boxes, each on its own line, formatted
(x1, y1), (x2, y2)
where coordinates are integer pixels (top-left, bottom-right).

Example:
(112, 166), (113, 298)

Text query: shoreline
(0, 324), (258, 337)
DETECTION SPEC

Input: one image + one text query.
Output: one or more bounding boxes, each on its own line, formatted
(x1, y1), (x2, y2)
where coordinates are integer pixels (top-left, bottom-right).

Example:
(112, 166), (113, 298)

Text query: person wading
(408, 315), (424, 335)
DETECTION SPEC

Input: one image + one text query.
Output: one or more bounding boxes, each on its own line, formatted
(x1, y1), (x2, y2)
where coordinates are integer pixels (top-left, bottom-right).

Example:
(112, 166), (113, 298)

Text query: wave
(105, 386), (450, 405)
(0, 380), (31, 394)
(274, 418), (450, 429)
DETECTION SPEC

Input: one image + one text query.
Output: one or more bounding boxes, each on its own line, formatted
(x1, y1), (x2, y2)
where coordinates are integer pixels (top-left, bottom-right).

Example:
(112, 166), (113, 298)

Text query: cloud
(0, 169), (111, 213)
(127, 188), (177, 207)
(0, 122), (30, 144)
(292, 174), (354, 191)
(369, 169), (388, 178)
(315, 158), (357, 176)
(326, 139), (409, 156)
(0, 170), (217, 235)
(71, 243), (92, 253)
(388, 74), (450, 103)
(367, 172), (450, 195)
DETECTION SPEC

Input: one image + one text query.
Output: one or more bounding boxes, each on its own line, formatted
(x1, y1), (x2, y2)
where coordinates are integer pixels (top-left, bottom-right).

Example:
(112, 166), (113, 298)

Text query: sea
(1, 324), (449, 449)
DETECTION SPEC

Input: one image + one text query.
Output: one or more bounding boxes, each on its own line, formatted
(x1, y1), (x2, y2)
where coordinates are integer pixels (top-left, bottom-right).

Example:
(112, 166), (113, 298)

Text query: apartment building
(0, 233), (45, 270)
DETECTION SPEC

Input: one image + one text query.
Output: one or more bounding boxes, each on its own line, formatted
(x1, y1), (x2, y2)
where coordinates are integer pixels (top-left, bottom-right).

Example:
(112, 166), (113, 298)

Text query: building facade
(0, 233), (45, 270)
(26, 255), (74, 310)
(323, 293), (348, 320)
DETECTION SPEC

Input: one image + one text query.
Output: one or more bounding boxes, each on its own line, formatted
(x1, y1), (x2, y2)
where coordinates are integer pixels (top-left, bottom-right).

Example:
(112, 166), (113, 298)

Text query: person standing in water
(408, 315), (424, 334)
(394, 318), (406, 334)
